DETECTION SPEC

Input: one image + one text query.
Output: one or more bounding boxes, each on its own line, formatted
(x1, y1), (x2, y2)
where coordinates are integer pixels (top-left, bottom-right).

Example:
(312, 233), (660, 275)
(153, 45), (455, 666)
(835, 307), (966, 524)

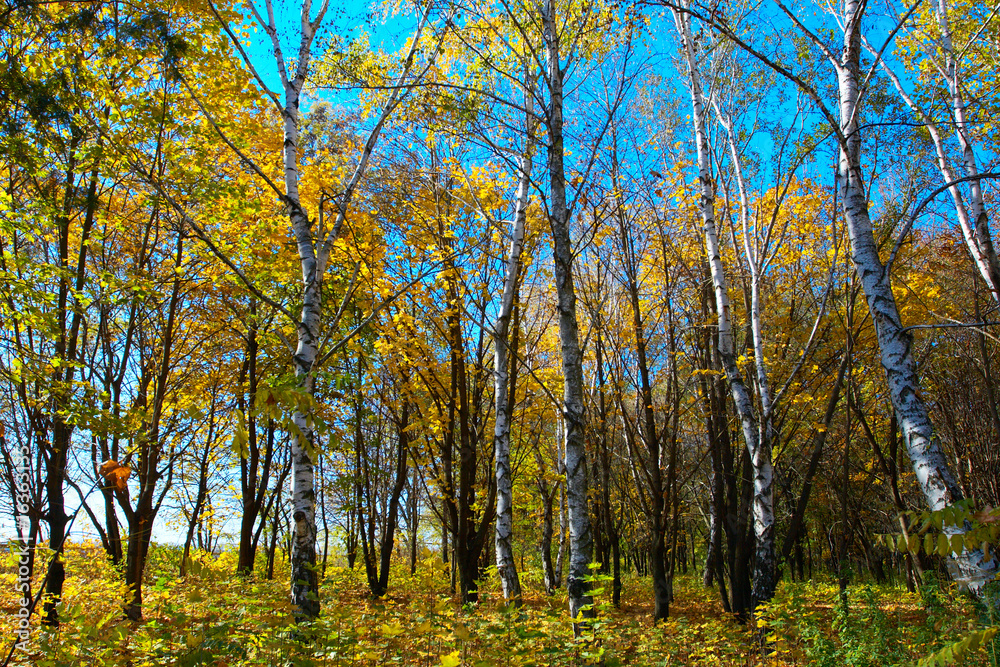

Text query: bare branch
(885, 172), (1000, 276)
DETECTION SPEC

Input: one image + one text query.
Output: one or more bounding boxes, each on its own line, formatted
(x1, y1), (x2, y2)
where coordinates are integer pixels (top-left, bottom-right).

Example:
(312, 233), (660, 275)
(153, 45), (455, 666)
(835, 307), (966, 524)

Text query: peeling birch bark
(493, 80), (535, 606)
(543, 0), (593, 631)
(832, 0), (999, 595)
(672, 5), (774, 610)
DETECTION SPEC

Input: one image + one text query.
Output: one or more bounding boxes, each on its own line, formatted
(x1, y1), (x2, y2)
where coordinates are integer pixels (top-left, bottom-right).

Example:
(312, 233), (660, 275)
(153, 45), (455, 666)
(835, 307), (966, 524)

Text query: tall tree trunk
(123, 230), (184, 621)
(833, 0), (998, 593)
(542, 0), (593, 630)
(493, 85), (534, 605)
(261, 0), (435, 617)
(839, 336), (852, 597)
(182, 392), (217, 576)
(729, 445), (755, 619)
(43, 425), (68, 626)
(697, 274), (729, 609)
(436, 173), (496, 604)
(277, 20), (323, 613)
(613, 180), (669, 620)
(320, 446), (330, 577)
(43, 143), (97, 626)
(535, 447), (558, 595)
(237, 312), (278, 576)
(555, 419), (567, 588)
(664, 303), (683, 606)
(592, 294), (621, 607)
(673, 6), (771, 610)
(371, 400), (410, 596)
(266, 500), (282, 581)
(409, 464), (419, 575)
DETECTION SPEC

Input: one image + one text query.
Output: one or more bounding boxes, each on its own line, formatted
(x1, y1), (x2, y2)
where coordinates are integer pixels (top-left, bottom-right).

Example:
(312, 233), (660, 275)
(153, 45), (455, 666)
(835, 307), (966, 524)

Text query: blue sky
(239, 0), (418, 102)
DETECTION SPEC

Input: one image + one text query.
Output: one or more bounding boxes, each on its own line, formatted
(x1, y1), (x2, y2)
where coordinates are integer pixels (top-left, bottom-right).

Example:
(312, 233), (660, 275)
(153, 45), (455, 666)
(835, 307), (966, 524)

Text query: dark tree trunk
(43, 429), (68, 626)
(409, 465), (419, 575)
(370, 401), (411, 597)
(43, 142), (97, 626)
(182, 393), (217, 577)
(538, 471), (557, 595)
(728, 444), (755, 621)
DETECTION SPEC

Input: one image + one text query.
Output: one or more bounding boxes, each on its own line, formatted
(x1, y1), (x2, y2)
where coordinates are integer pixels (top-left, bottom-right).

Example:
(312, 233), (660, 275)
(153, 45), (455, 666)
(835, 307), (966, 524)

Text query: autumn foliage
(1, 0), (1000, 664)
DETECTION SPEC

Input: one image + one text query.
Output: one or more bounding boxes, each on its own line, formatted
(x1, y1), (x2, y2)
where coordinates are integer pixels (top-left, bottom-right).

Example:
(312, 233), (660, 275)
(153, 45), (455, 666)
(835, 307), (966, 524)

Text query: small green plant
(788, 585), (911, 667)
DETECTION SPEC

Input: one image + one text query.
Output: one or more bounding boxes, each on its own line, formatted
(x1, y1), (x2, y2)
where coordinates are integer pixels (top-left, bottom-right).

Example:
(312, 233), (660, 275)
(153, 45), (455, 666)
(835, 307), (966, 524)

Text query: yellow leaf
(380, 623), (404, 637)
(439, 651), (461, 667)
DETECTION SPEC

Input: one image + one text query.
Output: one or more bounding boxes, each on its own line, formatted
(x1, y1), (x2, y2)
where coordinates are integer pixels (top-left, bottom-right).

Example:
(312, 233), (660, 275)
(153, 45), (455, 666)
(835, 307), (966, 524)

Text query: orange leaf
(99, 459), (120, 477)
(111, 467), (130, 493)
(974, 506), (999, 524)
(99, 460), (131, 492)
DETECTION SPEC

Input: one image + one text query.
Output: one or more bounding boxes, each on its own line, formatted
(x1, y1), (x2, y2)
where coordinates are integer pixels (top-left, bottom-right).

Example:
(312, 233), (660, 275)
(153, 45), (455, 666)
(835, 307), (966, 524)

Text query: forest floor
(0, 541), (995, 666)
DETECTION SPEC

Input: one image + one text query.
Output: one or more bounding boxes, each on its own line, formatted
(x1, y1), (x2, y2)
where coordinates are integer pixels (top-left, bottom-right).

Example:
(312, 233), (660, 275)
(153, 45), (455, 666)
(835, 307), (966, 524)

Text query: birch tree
(206, 0), (445, 617)
(711, 72), (840, 602)
(864, 0), (1000, 302)
(665, 0), (999, 607)
(538, 0), (596, 628)
(671, 5), (776, 611)
(686, 0), (1000, 598)
(493, 83), (535, 607)
(820, 0), (997, 596)
(437, 0), (634, 621)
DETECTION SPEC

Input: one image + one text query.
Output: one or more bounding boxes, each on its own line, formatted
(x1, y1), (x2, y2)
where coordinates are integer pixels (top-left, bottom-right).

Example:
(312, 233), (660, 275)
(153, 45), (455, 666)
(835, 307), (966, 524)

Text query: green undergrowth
(0, 542), (996, 666)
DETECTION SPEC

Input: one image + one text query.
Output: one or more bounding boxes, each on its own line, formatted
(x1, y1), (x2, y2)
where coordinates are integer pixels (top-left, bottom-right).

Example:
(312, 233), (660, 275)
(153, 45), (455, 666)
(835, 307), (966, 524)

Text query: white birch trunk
(673, 6), (775, 608)
(866, 18), (1000, 301)
(543, 0), (593, 629)
(718, 101), (780, 607)
(288, 104), (322, 614)
(265, 0), (326, 619)
(933, 0), (1000, 300)
(556, 417), (567, 587)
(250, 0), (437, 617)
(835, 0), (998, 594)
(493, 84), (535, 605)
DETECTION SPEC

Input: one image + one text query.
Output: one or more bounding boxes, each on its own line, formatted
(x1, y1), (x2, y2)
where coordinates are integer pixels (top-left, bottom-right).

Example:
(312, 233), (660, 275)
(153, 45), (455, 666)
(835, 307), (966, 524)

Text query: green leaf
(938, 533), (950, 556)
